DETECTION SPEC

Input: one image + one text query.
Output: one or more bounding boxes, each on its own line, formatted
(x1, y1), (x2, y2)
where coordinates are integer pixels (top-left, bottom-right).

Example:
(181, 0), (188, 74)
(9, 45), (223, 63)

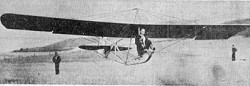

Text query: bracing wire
(79, 8), (197, 64)
(126, 8), (141, 63)
(157, 34), (194, 53)
(83, 9), (135, 21)
(139, 8), (197, 24)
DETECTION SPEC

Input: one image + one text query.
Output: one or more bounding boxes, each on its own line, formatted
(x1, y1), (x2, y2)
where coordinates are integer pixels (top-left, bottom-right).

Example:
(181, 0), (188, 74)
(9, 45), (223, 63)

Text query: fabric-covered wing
(0, 13), (136, 37)
(1, 13), (248, 39)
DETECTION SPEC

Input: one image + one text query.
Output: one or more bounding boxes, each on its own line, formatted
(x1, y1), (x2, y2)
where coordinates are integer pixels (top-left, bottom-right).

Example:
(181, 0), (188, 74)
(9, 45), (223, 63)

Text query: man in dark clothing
(135, 35), (144, 57)
(232, 45), (237, 61)
(52, 52), (61, 75)
(135, 28), (154, 58)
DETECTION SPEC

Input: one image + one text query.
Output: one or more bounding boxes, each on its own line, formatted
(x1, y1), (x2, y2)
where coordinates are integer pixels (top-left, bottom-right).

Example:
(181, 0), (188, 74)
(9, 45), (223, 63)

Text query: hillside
(223, 18), (250, 24)
(13, 37), (100, 52)
(223, 18), (250, 38)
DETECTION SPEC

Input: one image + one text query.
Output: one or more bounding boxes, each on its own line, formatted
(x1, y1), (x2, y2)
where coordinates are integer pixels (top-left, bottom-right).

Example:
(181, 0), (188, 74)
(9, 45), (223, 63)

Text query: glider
(1, 8), (248, 65)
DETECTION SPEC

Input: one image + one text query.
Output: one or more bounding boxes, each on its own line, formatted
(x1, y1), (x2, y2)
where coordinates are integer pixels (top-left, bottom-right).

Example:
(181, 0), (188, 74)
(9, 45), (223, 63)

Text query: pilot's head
(55, 52), (58, 56)
(140, 28), (145, 35)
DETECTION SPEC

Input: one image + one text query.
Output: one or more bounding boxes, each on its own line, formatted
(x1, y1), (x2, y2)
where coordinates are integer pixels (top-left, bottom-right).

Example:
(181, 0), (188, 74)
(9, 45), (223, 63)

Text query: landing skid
(125, 54), (153, 66)
(94, 37), (154, 66)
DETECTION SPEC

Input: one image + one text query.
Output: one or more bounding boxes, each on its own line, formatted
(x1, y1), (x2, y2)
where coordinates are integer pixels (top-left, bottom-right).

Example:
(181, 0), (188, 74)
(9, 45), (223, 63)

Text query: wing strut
(125, 38), (132, 64)
(125, 8), (141, 65)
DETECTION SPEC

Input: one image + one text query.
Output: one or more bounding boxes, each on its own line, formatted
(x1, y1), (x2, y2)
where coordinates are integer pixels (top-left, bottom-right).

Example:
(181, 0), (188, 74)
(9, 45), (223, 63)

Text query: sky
(1, 0), (250, 53)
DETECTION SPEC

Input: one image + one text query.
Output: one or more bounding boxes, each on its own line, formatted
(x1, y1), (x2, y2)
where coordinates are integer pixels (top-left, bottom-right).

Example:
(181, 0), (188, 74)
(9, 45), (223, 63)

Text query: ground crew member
(232, 45), (237, 61)
(52, 52), (61, 75)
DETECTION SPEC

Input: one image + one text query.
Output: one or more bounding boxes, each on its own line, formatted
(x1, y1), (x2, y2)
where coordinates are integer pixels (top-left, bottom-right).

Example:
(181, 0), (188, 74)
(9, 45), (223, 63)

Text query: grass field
(0, 36), (249, 85)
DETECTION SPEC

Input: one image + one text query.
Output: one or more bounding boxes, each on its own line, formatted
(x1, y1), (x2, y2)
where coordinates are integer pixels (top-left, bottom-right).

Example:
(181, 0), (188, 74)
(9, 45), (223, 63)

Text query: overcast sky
(1, 0), (250, 53)
(1, 0), (250, 24)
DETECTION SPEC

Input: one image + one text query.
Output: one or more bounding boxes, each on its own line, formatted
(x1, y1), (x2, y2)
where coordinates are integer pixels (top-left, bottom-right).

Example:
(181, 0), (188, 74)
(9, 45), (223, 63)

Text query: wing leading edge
(1, 13), (248, 40)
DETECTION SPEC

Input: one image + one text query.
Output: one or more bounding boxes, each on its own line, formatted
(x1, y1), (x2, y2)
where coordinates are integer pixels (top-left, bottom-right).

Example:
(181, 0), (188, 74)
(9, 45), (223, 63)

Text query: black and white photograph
(0, 0), (250, 85)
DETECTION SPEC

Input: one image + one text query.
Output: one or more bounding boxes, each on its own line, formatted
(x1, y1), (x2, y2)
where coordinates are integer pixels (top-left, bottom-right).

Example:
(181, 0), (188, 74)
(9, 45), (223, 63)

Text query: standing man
(232, 45), (237, 61)
(52, 52), (61, 75)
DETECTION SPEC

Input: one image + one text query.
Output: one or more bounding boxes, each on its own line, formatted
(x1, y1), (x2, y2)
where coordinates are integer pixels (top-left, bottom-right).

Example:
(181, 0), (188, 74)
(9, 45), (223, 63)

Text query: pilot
(135, 28), (155, 59)
(52, 52), (61, 75)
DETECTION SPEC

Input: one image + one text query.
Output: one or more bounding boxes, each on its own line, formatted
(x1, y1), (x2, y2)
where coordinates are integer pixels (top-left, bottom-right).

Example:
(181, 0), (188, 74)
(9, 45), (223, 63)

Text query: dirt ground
(0, 36), (250, 85)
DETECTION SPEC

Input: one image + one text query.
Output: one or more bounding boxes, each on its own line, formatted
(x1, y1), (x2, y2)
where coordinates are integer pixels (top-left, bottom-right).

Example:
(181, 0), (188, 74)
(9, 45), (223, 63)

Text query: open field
(0, 36), (249, 85)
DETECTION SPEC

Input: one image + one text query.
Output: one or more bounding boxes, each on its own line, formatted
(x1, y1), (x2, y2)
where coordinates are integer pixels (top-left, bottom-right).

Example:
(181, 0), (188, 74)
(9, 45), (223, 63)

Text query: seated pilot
(135, 28), (155, 58)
